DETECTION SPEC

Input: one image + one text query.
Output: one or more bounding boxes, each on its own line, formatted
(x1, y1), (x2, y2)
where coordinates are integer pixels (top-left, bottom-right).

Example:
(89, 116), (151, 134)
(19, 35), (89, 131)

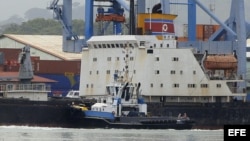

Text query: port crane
(48, 0), (248, 90)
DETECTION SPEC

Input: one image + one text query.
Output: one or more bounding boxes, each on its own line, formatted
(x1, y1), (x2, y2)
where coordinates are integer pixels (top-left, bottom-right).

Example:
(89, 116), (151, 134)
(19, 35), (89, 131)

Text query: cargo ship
(69, 44), (195, 129)
(0, 0), (250, 129)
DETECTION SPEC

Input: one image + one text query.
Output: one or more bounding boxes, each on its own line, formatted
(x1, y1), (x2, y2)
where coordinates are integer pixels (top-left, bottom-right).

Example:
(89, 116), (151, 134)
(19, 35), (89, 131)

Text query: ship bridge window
(155, 70), (160, 74)
(120, 44), (124, 48)
(98, 44), (102, 48)
(170, 70), (175, 74)
(160, 44), (163, 48)
(102, 44), (106, 48)
(216, 84), (221, 88)
(94, 44), (98, 48)
(188, 84), (196, 88)
(201, 84), (208, 88)
(111, 44), (115, 48)
(172, 57), (179, 61)
(173, 84), (179, 88)
(107, 44), (111, 48)
(140, 41), (145, 46)
(150, 83), (153, 87)
(116, 44), (119, 48)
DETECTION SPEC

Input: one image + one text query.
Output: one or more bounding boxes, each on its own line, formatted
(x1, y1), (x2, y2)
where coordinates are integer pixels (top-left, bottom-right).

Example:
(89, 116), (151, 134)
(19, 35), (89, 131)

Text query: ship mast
(122, 42), (133, 83)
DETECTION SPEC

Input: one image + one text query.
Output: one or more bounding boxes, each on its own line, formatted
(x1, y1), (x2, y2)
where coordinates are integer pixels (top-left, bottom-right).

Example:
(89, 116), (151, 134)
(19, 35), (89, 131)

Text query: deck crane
(47, 0), (84, 53)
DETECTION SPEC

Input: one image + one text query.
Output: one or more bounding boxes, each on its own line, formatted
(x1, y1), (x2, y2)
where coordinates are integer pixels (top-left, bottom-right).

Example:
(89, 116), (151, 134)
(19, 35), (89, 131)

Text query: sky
(0, 0), (84, 21)
(0, 0), (249, 32)
(0, 0), (235, 22)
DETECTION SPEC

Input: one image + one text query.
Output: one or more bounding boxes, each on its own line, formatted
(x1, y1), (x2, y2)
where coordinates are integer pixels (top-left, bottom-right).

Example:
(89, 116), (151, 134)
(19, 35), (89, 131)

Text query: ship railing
(229, 86), (246, 94)
(0, 84), (51, 92)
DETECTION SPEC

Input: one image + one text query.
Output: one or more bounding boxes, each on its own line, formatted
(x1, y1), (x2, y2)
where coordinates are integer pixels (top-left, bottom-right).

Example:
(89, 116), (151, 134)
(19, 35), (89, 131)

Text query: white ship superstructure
(79, 35), (247, 103)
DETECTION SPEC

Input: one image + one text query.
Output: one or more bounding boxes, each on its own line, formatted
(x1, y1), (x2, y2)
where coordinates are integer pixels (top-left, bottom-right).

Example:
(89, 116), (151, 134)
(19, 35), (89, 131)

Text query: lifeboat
(203, 55), (237, 70)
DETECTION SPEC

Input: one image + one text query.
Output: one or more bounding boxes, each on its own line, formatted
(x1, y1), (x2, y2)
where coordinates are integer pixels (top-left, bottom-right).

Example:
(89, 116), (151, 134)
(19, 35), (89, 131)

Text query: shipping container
(33, 60), (81, 74)
(178, 24), (220, 41)
(33, 60), (81, 97)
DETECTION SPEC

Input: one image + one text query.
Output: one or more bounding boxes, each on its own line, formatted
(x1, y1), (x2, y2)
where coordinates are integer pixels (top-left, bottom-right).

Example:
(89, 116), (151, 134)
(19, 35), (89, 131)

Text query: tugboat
(69, 44), (195, 129)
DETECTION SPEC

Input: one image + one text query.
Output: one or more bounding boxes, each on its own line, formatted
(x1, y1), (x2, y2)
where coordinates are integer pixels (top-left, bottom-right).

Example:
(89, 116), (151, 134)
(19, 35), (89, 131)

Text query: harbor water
(0, 126), (223, 141)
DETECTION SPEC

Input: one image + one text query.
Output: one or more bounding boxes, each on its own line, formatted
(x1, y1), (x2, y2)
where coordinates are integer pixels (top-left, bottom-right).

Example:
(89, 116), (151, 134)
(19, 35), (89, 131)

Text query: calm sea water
(0, 126), (223, 141)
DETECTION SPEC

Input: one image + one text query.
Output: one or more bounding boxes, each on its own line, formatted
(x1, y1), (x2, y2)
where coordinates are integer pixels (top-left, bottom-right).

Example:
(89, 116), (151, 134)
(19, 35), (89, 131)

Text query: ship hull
(0, 99), (250, 129)
(69, 117), (194, 129)
(68, 109), (194, 129)
(147, 102), (250, 129)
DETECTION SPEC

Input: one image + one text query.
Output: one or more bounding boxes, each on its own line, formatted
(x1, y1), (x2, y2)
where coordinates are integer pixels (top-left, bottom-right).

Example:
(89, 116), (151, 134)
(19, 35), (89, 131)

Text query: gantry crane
(48, 0), (249, 86)
(47, 0), (83, 53)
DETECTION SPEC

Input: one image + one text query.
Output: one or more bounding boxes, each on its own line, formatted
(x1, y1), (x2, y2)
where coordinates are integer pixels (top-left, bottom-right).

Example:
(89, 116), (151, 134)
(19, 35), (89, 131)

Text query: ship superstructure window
(111, 44), (115, 48)
(107, 70), (110, 74)
(167, 44), (169, 48)
(107, 44), (111, 48)
(130, 57), (134, 61)
(155, 70), (160, 74)
(160, 83), (163, 87)
(201, 84), (208, 88)
(140, 41), (145, 46)
(156, 57), (159, 61)
(107, 57), (111, 61)
(193, 71), (196, 75)
(170, 70), (175, 74)
(93, 58), (97, 62)
(89, 71), (92, 75)
(86, 84), (88, 88)
(173, 84), (179, 88)
(216, 84), (221, 88)
(98, 44), (102, 48)
(147, 49), (153, 54)
(94, 44), (98, 48)
(188, 84), (196, 88)
(160, 44), (163, 47)
(150, 83), (153, 87)
(91, 84), (93, 88)
(180, 70), (183, 74)
(102, 44), (106, 48)
(172, 57), (179, 61)
(134, 70), (136, 74)
(116, 44), (119, 48)
(154, 44), (156, 48)
(120, 44), (124, 47)
(116, 57), (119, 61)
(96, 71), (99, 74)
